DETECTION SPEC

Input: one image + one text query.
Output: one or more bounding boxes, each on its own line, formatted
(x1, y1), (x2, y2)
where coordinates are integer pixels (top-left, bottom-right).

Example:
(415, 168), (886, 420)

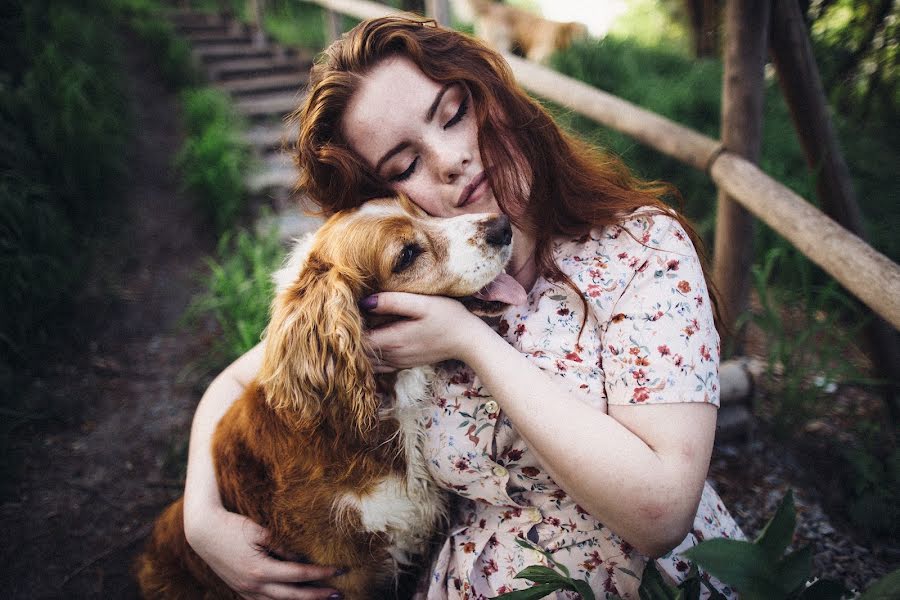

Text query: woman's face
(341, 56), (500, 218)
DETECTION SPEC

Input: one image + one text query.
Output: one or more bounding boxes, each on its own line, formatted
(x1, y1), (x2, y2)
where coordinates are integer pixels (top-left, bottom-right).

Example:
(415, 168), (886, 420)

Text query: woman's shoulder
(551, 206), (697, 275)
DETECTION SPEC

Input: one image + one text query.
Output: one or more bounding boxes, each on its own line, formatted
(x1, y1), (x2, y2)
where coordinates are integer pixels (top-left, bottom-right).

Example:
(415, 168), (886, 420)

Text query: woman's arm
(365, 294), (713, 558)
(182, 342), (343, 600)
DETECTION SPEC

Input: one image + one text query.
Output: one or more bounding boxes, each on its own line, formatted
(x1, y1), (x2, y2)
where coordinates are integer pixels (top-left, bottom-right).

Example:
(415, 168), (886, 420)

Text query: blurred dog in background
(452, 0), (589, 63)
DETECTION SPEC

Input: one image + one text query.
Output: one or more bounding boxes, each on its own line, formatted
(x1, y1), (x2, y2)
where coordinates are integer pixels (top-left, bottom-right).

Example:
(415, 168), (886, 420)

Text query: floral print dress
(419, 211), (745, 599)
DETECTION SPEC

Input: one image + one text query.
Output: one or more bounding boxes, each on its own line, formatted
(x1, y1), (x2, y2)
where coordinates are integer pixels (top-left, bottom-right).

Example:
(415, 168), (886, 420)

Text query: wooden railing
(270, 0), (900, 331)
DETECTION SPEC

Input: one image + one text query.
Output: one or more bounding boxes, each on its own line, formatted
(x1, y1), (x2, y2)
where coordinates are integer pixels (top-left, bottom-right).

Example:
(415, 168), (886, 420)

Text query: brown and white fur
(136, 197), (518, 599)
(453, 0), (589, 64)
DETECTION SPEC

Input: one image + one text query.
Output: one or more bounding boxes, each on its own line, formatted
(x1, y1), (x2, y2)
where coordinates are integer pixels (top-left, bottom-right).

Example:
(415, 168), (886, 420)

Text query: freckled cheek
(400, 181), (450, 218)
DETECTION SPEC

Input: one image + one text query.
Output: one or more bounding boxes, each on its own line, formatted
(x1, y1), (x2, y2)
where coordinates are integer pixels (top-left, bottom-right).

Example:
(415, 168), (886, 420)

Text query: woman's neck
(509, 229), (539, 291)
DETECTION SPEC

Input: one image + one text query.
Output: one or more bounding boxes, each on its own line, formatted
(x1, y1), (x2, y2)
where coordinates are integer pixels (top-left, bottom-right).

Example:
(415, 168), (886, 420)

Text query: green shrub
(840, 421), (900, 541)
(184, 222), (285, 367)
(740, 246), (868, 436)
(128, 11), (199, 90)
(175, 88), (253, 233)
(1, 0), (130, 374)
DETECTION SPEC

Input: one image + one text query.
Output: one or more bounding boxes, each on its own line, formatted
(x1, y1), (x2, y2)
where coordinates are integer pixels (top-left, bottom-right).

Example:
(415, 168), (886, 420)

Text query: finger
(256, 583), (343, 600)
(373, 364), (397, 374)
(362, 291), (429, 318)
(262, 559), (346, 584)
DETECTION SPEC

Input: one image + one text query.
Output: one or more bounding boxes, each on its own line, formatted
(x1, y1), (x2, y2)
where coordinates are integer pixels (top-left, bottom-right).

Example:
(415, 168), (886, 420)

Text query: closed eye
(393, 242), (422, 273)
(443, 92), (469, 129)
(389, 156), (419, 182)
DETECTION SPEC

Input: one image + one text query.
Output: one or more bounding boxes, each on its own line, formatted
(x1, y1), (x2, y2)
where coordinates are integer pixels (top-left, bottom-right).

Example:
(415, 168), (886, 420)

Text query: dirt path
(0, 37), (216, 598)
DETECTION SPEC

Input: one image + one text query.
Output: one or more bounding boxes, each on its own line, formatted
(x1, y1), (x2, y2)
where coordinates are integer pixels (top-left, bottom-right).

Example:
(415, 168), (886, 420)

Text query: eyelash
(389, 89), (470, 183)
(390, 156), (419, 182)
(443, 93), (469, 129)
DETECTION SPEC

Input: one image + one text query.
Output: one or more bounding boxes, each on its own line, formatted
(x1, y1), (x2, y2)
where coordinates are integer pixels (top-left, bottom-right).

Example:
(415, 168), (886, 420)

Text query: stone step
(207, 56), (309, 81)
(169, 10), (228, 27)
(245, 122), (300, 152)
(234, 91), (305, 119)
(175, 22), (232, 36)
(257, 209), (324, 243)
(194, 45), (275, 63)
(186, 32), (253, 46)
(248, 152), (297, 194)
(219, 72), (308, 97)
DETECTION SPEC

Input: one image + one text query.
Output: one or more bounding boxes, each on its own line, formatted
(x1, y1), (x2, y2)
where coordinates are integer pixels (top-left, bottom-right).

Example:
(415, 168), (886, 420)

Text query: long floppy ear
(259, 256), (378, 439)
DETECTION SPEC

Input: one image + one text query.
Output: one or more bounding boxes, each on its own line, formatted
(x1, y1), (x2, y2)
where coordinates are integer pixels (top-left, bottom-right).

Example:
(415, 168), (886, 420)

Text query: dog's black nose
(485, 215), (512, 247)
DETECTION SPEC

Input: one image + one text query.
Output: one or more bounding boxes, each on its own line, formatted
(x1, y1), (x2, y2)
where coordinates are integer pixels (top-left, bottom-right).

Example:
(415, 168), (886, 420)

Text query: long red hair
(290, 15), (720, 329)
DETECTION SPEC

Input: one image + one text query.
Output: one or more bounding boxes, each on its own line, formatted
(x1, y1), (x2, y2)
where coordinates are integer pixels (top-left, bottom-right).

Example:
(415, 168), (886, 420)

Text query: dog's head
(556, 21), (588, 50)
(260, 197), (526, 438)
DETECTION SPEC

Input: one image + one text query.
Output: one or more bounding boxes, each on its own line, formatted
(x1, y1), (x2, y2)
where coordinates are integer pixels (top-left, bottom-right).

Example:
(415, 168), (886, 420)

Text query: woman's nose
(438, 148), (470, 184)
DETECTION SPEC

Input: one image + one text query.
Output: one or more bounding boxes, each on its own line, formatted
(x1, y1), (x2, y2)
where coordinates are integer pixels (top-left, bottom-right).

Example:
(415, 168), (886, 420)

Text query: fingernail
(328, 593), (344, 599)
(359, 294), (378, 311)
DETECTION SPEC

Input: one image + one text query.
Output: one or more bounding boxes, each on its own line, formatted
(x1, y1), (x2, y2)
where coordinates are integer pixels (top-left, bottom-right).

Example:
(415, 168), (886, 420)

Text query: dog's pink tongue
(473, 273), (528, 305)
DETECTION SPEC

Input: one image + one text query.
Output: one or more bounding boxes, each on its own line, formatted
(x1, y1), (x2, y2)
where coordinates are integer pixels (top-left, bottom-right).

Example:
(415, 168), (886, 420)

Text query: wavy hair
(290, 15), (721, 331)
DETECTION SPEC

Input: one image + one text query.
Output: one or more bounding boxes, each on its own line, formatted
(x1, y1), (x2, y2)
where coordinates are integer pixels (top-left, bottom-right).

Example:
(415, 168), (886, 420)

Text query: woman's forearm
(458, 322), (714, 557)
(183, 342), (265, 543)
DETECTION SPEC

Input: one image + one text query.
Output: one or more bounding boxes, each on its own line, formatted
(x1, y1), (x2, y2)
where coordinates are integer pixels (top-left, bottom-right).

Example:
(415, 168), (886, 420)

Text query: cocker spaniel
(136, 197), (525, 599)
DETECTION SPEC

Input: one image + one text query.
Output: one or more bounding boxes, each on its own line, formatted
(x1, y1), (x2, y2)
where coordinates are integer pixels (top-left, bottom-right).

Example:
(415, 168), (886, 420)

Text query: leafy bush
(739, 247), (868, 436)
(0, 0), (130, 372)
(839, 421), (900, 541)
(175, 88), (253, 233)
(127, 9), (199, 90)
(184, 222), (285, 366)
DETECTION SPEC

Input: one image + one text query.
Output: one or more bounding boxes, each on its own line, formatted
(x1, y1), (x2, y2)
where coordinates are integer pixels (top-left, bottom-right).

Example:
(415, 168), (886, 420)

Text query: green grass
(127, 9), (199, 90)
(175, 88), (254, 233)
(183, 221), (286, 368)
(1, 0), (131, 374)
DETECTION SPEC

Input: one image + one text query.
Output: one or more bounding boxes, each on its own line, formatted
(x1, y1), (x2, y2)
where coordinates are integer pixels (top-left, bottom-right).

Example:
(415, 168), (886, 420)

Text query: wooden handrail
(301, 0), (900, 330)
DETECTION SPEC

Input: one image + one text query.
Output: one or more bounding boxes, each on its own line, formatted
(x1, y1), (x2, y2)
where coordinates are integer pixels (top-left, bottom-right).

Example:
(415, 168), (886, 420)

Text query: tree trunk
(712, 0), (771, 350)
(770, 0), (899, 419)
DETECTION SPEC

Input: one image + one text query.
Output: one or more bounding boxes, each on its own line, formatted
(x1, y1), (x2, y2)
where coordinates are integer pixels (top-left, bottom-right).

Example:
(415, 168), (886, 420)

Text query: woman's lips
(457, 172), (487, 208)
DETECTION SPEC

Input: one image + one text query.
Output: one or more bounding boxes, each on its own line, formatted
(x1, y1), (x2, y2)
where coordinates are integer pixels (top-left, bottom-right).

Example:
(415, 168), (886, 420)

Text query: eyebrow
(374, 83), (454, 175)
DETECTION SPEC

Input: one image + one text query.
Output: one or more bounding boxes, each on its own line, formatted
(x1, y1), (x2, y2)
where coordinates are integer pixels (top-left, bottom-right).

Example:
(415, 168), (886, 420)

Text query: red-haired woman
(182, 16), (744, 599)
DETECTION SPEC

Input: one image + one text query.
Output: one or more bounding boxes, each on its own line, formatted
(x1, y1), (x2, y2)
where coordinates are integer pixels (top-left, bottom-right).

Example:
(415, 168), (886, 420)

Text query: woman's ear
(259, 256), (378, 438)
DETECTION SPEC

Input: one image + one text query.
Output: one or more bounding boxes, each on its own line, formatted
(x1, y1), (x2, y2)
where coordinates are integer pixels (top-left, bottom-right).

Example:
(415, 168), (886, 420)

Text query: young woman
(182, 15), (744, 600)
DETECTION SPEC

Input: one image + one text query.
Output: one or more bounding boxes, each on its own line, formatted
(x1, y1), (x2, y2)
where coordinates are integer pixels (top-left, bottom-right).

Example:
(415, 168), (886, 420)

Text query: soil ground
(0, 30), (896, 600)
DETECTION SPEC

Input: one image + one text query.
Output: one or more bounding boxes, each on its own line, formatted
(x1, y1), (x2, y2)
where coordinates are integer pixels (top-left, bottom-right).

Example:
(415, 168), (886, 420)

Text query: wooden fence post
(770, 0), (899, 415)
(712, 0), (771, 351)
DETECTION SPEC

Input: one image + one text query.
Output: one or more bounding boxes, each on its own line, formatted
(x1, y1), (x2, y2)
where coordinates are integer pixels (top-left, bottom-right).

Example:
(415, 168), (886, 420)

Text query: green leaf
(491, 582), (566, 600)
(775, 546), (812, 595)
(638, 561), (679, 600)
(514, 566), (571, 586)
(797, 579), (848, 600)
(682, 539), (782, 600)
(676, 563), (702, 600)
(572, 579), (596, 600)
(857, 567), (900, 600)
(754, 489), (796, 563)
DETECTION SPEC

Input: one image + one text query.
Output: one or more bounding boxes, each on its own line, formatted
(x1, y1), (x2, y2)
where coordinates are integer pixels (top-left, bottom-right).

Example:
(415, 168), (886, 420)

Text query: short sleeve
(596, 212), (720, 407)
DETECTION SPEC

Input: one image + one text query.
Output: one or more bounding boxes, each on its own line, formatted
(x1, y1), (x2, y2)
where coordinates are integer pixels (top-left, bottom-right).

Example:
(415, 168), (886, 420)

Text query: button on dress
(420, 211), (745, 599)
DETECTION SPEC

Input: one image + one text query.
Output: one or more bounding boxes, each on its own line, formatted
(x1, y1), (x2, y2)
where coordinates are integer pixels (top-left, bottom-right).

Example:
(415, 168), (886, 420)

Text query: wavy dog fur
(136, 197), (517, 599)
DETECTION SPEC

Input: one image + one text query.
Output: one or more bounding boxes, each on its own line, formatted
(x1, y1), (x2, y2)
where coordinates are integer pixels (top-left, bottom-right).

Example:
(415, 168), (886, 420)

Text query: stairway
(169, 9), (323, 239)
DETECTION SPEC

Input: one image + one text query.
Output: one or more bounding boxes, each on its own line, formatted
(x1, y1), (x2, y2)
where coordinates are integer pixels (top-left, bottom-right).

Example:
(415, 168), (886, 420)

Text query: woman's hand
(186, 508), (344, 600)
(362, 292), (491, 371)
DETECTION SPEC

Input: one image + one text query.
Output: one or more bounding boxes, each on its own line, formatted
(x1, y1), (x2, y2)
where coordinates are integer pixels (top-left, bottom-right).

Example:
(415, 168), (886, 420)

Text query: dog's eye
(393, 243), (422, 273)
